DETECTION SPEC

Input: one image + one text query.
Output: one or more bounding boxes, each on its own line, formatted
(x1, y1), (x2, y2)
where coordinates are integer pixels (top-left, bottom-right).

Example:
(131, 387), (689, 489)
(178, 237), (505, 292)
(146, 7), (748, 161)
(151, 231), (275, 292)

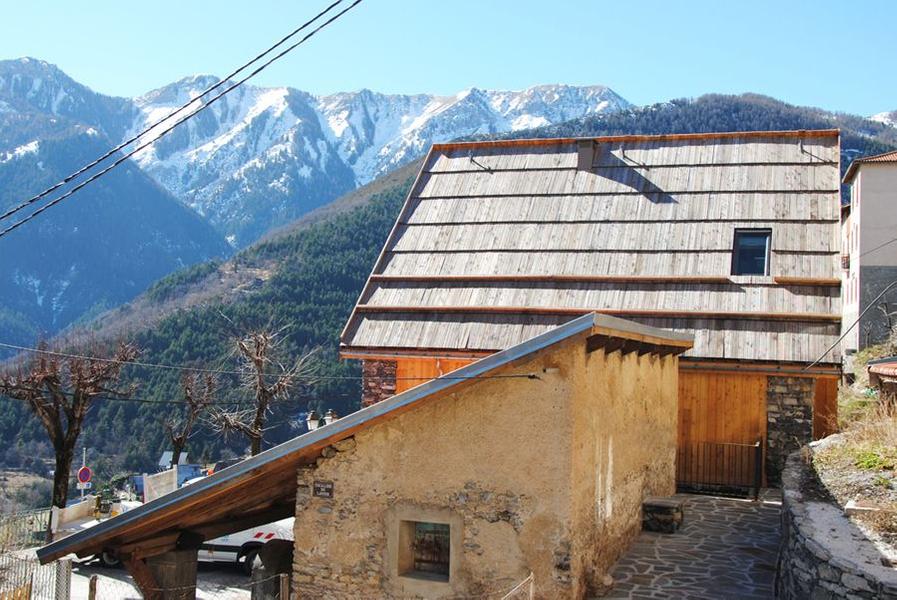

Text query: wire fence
(0, 510), (50, 552)
(0, 554), (69, 600)
(75, 568), (288, 600)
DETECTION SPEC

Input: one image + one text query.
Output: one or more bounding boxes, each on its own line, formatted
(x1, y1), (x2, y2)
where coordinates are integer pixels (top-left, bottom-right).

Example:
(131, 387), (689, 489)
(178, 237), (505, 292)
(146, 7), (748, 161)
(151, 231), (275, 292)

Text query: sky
(0, 0), (893, 116)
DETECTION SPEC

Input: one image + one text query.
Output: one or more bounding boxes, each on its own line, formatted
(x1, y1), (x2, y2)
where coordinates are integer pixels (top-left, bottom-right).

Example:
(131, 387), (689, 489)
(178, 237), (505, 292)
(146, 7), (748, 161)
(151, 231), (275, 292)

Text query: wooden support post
(87, 575), (98, 600)
(122, 556), (162, 600)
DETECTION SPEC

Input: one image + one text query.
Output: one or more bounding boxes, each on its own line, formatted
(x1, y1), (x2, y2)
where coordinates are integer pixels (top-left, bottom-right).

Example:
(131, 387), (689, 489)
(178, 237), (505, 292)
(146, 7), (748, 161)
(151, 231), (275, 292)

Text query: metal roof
(38, 313), (692, 564)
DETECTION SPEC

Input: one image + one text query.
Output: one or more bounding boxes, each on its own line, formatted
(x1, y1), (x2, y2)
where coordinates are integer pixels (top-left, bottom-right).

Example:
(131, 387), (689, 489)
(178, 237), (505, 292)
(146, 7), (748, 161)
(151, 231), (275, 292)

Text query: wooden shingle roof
(341, 130), (842, 364)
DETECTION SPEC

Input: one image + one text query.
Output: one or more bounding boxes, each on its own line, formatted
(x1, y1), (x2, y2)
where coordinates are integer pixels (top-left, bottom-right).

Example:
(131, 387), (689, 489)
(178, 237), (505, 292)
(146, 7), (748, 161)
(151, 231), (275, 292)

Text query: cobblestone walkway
(605, 493), (781, 599)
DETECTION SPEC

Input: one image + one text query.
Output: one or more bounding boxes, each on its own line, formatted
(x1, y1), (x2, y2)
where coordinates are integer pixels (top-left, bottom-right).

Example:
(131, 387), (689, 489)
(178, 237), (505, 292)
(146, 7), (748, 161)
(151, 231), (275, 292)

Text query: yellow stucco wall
(292, 332), (679, 599)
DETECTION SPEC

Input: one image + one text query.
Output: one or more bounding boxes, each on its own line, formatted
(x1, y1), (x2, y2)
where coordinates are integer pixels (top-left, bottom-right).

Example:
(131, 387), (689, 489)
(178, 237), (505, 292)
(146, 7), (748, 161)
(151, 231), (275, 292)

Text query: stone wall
(766, 376), (814, 485)
(859, 265), (897, 347)
(777, 452), (897, 599)
(361, 359), (396, 407)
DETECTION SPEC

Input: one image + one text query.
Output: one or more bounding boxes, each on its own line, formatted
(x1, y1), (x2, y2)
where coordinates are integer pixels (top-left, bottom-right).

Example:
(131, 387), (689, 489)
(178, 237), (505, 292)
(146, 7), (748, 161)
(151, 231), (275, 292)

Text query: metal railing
(0, 509), (51, 551)
(676, 439), (763, 500)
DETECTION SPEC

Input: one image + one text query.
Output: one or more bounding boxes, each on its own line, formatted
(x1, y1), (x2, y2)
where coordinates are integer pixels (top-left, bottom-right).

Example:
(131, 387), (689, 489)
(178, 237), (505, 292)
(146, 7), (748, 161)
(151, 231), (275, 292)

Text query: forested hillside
(0, 180), (411, 483)
(3, 92), (897, 495)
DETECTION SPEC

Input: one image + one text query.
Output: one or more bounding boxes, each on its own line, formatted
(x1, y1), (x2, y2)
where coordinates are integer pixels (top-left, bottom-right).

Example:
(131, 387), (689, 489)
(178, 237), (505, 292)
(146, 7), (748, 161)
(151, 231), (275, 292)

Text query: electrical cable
(804, 279), (897, 370)
(0, 0), (345, 224)
(0, 341), (539, 382)
(0, 0), (364, 239)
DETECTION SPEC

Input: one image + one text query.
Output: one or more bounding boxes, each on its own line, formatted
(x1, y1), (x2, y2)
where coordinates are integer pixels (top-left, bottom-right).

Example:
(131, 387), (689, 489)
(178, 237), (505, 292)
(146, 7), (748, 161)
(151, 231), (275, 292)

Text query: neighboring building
(841, 150), (897, 358)
(37, 313), (693, 599)
(868, 356), (897, 403)
(341, 130), (843, 484)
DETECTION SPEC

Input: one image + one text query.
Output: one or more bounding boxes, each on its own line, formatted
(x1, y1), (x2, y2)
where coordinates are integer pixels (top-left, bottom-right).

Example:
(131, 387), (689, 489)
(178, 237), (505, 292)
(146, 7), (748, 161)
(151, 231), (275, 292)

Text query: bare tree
(210, 331), (318, 456)
(0, 342), (138, 510)
(165, 374), (215, 468)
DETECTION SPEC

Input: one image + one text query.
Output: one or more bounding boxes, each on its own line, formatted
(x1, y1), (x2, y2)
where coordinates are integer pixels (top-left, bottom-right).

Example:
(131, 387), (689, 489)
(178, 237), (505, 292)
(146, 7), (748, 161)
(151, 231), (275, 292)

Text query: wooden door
(677, 371), (767, 489)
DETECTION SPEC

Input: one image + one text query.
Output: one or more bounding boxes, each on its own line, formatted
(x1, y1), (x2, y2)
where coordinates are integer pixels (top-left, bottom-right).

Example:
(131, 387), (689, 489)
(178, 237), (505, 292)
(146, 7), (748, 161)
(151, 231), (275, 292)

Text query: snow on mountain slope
(130, 80), (629, 244)
(0, 59), (631, 247)
(871, 110), (897, 127)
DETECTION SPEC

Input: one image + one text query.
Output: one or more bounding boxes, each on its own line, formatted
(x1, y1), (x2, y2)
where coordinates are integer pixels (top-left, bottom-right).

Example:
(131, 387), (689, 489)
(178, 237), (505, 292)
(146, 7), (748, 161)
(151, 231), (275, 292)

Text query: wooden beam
(340, 347), (495, 361)
(122, 556), (162, 600)
(431, 129), (839, 153)
(117, 532), (181, 561)
(586, 334), (609, 354)
(679, 358), (841, 377)
(190, 503), (295, 541)
(773, 276), (841, 287)
(369, 274), (733, 285)
(352, 304), (842, 323)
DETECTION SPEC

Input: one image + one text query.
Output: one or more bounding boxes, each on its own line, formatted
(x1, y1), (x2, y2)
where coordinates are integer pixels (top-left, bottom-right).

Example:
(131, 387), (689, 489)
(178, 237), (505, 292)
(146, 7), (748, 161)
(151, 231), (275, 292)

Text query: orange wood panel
(813, 378), (839, 439)
(677, 371), (767, 487)
(394, 357), (475, 394)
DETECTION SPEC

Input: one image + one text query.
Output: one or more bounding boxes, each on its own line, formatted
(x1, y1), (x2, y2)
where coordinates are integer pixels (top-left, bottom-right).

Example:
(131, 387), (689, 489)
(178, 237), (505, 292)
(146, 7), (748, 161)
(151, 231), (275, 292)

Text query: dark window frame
(731, 228), (772, 276)
(398, 520), (451, 582)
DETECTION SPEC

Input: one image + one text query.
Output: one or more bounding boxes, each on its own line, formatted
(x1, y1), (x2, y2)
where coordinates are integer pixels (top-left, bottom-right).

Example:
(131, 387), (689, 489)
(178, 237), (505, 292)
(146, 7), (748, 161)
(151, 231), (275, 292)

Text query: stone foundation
(777, 452), (897, 599)
(361, 359), (396, 407)
(766, 376), (814, 485)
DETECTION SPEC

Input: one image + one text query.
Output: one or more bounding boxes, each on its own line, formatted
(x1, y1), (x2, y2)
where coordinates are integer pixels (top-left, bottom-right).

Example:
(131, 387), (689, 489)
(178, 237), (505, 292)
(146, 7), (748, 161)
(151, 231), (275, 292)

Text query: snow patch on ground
(0, 140), (39, 163)
(870, 111), (897, 127)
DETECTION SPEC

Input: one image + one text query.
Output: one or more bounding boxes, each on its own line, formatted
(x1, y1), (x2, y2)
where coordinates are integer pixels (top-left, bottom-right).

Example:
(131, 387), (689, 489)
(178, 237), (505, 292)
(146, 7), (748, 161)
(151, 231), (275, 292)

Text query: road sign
(77, 466), (92, 484)
(76, 481), (92, 490)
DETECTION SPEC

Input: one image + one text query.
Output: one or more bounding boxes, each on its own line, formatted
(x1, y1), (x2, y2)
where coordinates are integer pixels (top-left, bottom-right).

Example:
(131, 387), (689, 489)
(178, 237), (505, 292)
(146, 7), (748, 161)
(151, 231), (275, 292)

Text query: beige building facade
(842, 151), (897, 357)
(294, 314), (690, 599)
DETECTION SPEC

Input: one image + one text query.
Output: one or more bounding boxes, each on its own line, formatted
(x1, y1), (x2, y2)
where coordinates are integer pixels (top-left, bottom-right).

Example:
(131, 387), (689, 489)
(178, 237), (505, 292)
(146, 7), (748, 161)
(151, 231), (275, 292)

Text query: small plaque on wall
(313, 480), (334, 499)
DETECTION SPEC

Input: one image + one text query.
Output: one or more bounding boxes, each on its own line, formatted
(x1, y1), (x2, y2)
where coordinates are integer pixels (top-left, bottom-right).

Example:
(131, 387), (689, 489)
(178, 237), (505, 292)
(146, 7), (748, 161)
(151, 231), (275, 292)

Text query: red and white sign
(77, 466), (92, 484)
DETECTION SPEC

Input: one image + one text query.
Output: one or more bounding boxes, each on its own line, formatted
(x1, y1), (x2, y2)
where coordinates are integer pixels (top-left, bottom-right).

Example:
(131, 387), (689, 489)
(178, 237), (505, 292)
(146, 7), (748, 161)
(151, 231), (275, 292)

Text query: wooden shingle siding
(404, 194), (839, 224)
(388, 222), (836, 253)
(341, 131), (842, 364)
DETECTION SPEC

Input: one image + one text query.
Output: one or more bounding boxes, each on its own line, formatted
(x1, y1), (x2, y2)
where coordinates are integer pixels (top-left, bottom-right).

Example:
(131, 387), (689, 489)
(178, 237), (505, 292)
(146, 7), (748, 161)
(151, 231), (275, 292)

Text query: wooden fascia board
(352, 304), (842, 324)
(338, 145), (437, 346)
(368, 274), (734, 285)
(773, 276), (841, 286)
(679, 358), (841, 378)
(431, 129), (840, 153)
(340, 348), (495, 361)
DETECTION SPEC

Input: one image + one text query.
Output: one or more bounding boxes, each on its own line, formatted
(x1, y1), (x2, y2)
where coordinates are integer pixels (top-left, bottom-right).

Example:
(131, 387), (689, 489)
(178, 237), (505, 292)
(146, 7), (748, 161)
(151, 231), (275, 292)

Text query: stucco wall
(292, 334), (679, 599)
(570, 348), (679, 591)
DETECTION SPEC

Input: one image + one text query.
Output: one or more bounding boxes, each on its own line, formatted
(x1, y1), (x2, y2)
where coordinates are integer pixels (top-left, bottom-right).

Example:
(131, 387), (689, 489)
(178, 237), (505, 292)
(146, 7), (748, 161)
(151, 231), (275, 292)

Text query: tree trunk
(250, 435), (261, 456)
(170, 445), (183, 469)
(52, 447), (74, 509)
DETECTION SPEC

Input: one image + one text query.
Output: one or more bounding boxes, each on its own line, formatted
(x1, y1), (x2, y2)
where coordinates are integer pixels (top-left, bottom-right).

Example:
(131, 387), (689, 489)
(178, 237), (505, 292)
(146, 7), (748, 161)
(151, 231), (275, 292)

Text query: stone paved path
(604, 493), (781, 599)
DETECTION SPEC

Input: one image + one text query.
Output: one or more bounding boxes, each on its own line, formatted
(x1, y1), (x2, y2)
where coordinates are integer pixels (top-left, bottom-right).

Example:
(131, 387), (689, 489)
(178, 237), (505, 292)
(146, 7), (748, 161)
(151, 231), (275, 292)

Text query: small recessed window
(399, 521), (450, 581)
(732, 229), (771, 275)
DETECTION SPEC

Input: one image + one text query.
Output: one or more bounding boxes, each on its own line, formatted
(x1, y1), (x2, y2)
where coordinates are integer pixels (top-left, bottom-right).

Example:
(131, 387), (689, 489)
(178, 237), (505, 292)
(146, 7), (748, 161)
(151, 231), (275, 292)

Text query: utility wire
(805, 279), (897, 370)
(0, 0), (344, 225)
(0, 0), (364, 239)
(0, 341), (539, 382)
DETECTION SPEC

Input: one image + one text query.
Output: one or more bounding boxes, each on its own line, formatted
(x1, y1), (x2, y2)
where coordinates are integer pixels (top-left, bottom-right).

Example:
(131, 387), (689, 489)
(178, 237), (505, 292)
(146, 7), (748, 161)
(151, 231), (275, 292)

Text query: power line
(805, 278), (897, 370)
(0, 0), (346, 225)
(0, 341), (539, 382)
(860, 236), (897, 259)
(0, 0), (365, 239)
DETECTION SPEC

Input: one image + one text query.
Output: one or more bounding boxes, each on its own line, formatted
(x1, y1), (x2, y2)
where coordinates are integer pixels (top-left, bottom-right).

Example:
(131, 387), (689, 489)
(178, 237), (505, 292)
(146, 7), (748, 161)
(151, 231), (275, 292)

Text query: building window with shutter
(732, 229), (771, 276)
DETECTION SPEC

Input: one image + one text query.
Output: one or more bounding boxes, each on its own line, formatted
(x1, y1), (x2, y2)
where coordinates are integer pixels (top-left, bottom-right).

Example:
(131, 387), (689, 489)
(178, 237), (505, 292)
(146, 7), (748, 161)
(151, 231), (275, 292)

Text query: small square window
(398, 521), (450, 581)
(732, 229), (771, 276)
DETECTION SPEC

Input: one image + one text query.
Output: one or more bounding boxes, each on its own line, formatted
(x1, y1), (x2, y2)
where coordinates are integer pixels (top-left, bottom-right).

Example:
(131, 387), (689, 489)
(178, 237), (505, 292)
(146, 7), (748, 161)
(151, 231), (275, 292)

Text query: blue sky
(0, 0), (893, 115)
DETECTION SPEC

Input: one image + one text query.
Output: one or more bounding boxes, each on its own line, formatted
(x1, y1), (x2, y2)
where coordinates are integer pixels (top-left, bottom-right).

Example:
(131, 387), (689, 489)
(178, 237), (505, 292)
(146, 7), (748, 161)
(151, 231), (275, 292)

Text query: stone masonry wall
(777, 452), (897, 599)
(766, 376), (814, 485)
(361, 359), (396, 407)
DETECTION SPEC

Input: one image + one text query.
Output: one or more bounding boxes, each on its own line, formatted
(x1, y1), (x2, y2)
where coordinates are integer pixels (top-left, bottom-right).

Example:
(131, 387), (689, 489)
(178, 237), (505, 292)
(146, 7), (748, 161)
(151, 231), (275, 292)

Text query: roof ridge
(433, 129), (840, 152)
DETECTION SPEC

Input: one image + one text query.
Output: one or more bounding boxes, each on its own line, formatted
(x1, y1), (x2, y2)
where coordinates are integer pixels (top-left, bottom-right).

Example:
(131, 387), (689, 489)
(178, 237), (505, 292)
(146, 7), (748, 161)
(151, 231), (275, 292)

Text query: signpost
(78, 448), (92, 499)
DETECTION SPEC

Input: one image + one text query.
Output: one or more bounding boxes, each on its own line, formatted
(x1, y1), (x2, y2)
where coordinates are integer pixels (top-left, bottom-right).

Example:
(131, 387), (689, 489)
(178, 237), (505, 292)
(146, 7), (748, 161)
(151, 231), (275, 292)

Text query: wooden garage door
(677, 371), (767, 488)
(395, 358), (475, 394)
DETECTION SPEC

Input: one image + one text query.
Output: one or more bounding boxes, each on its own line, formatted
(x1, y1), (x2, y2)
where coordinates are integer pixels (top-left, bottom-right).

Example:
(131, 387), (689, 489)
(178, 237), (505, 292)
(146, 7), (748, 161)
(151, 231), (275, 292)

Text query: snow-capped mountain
(871, 110), (897, 128)
(128, 77), (630, 245)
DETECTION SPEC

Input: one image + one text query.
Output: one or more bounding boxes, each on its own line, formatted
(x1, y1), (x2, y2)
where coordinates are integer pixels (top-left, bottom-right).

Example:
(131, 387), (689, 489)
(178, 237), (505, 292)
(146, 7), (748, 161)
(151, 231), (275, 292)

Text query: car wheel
(241, 547), (261, 576)
(99, 551), (121, 568)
